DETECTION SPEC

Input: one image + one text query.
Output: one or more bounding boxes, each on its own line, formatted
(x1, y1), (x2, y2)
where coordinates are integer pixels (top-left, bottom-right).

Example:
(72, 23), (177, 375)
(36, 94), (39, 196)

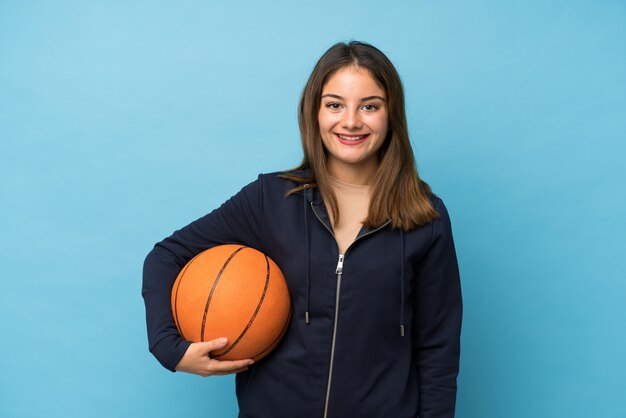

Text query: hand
(175, 337), (254, 377)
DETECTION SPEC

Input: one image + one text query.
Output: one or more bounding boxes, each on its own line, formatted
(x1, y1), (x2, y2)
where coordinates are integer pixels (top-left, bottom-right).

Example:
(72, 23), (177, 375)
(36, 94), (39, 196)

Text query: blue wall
(1, 1), (625, 417)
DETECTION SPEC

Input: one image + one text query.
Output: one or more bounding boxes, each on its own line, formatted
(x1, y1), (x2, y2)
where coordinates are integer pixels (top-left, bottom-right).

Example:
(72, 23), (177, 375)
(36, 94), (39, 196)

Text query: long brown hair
(281, 40), (438, 231)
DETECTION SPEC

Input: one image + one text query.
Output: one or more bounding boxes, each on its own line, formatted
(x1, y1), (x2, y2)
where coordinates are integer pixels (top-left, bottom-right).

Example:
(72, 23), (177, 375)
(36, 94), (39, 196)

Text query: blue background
(1, 1), (625, 417)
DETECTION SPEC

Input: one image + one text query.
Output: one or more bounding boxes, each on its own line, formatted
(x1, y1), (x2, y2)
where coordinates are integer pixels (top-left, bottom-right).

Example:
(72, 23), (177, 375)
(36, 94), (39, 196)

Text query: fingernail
(220, 337), (228, 344)
(247, 360), (254, 365)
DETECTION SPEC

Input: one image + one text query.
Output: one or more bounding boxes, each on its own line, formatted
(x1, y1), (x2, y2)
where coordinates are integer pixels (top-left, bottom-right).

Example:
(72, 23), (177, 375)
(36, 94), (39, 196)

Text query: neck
(326, 158), (378, 186)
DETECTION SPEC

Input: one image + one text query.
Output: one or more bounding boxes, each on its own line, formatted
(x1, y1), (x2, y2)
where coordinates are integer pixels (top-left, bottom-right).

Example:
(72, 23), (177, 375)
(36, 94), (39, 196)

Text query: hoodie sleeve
(413, 197), (463, 418)
(141, 175), (264, 372)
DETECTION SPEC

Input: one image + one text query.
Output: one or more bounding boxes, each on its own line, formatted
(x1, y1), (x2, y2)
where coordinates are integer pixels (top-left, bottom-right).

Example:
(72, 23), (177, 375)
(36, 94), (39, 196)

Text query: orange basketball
(171, 245), (291, 361)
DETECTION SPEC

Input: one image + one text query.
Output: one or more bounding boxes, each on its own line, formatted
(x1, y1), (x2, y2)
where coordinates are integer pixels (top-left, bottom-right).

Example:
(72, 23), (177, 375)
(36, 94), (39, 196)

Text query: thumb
(198, 337), (229, 354)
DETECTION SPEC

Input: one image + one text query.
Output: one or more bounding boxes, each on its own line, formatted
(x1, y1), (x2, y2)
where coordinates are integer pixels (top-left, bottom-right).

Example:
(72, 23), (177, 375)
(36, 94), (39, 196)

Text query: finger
(208, 359), (254, 373)
(197, 337), (229, 353)
(212, 367), (249, 376)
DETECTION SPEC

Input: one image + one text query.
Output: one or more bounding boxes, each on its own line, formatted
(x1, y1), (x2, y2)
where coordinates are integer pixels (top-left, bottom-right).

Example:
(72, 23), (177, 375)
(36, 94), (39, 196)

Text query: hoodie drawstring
(400, 229), (406, 337)
(303, 184), (311, 324)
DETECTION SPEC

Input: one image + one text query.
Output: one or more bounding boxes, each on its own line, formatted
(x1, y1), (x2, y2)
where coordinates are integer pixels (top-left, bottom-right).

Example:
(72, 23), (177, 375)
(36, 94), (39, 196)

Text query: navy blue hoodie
(142, 171), (462, 418)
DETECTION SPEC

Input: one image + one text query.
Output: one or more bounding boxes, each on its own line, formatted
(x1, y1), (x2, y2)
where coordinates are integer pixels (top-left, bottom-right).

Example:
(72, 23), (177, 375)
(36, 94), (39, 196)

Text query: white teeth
(338, 134), (365, 141)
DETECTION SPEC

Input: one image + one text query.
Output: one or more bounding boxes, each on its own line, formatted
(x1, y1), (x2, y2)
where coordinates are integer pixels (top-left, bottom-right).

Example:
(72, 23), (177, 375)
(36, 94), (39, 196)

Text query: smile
(336, 133), (369, 141)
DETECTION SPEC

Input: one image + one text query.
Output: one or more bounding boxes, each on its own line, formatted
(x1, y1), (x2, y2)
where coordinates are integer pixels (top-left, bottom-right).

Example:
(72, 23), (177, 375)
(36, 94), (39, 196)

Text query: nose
(341, 108), (363, 130)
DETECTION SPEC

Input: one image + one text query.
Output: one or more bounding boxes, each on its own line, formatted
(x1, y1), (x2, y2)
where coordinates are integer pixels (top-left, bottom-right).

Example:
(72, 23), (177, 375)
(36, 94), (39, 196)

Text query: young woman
(143, 41), (462, 418)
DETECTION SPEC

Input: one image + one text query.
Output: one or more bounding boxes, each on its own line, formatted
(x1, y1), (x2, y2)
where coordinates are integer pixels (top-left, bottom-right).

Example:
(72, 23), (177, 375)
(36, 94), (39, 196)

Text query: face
(318, 66), (389, 179)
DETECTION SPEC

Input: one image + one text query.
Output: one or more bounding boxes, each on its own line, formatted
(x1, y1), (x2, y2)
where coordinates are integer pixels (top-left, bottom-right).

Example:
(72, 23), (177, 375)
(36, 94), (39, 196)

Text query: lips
(335, 133), (369, 145)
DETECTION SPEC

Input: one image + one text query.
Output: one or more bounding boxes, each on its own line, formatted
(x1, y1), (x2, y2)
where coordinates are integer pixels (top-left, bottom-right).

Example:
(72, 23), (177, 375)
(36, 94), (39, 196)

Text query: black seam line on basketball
(200, 246), (247, 342)
(250, 302), (292, 359)
(174, 254), (198, 339)
(214, 254), (271, 357)
(174, 252), (203, 341)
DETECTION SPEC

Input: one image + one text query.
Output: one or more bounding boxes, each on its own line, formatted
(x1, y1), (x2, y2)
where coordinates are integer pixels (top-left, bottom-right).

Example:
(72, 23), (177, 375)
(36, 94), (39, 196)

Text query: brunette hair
(281, 40), (438, 230)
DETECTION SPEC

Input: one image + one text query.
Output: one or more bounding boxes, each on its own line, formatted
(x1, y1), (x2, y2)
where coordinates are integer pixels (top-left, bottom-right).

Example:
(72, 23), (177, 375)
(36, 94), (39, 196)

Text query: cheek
(372, 117), (389, 150)
(371, 114), (389, 136)
(318, 112), (334, 133)
(317, 115), (332, 147)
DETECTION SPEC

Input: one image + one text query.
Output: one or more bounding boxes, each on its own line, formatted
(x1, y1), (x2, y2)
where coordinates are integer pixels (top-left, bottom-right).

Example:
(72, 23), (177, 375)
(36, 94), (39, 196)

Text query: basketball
(171, 245), (291, 362)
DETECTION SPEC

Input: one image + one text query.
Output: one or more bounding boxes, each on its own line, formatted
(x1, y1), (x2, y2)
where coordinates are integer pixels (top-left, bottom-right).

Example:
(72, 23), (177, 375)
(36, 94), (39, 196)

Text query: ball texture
(171, 244), (291, 361)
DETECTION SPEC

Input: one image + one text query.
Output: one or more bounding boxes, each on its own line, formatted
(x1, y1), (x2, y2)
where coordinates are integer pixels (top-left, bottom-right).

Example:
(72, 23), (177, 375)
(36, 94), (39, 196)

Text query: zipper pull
(335, 254), (344, 274)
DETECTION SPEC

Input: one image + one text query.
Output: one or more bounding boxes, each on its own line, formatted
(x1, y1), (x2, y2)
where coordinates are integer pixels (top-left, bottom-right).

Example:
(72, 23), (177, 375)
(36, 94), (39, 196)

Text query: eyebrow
(321, 93), (386, 102)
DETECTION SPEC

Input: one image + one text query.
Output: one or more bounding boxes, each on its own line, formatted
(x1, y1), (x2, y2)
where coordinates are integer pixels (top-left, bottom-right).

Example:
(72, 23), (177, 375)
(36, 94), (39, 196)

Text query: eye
(362, 104), (380, 111)
(325, 102), (343, 110)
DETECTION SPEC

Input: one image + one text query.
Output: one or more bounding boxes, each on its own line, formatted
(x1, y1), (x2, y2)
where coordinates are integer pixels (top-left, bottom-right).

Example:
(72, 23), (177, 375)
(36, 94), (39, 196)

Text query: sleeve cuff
(150, 334), (193, 372)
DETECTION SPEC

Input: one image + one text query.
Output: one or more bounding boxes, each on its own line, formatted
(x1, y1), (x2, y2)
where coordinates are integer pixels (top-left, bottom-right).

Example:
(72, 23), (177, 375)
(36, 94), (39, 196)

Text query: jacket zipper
(323, 254), (344, 418)
(310, 202), (390, 418)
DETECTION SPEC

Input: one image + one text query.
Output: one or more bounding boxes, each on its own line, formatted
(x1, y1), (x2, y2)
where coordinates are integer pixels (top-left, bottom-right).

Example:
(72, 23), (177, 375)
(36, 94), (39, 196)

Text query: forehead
(322, 66), (385, 97)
